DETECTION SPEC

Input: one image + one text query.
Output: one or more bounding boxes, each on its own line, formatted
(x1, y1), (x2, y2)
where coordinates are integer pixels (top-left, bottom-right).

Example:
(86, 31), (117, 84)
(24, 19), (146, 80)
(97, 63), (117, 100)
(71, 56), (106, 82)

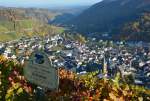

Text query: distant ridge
(69, 0), (150, 35)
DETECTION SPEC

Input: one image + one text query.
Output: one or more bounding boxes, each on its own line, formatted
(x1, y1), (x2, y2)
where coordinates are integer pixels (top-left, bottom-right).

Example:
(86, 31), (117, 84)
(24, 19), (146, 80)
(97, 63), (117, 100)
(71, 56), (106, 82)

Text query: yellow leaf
(109, 92), (117, 100)
(122, 90), (128, 96)
(12, 83), (20, 89)
(124, 85), (130, 91)
(5, 88), (13, 101)
(7, 89), (13, 94)
(17, 88), (23, 95)
(138, 97), (143, 101)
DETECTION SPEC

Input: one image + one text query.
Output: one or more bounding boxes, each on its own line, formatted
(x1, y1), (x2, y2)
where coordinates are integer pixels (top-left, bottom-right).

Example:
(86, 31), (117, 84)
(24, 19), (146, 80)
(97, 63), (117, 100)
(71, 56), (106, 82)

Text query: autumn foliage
(0, 55), (150, 101)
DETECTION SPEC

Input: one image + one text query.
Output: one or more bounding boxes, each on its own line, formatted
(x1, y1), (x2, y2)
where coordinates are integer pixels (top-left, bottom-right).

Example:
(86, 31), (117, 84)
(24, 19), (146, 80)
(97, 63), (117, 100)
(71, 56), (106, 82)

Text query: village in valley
(1, 33), (150, 89)
(0, 0), (150, 100)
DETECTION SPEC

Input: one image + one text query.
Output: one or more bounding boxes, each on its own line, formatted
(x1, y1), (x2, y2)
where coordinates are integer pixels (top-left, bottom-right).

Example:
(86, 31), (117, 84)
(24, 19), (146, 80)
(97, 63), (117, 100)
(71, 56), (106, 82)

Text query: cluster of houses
(0, 34), (150, 88)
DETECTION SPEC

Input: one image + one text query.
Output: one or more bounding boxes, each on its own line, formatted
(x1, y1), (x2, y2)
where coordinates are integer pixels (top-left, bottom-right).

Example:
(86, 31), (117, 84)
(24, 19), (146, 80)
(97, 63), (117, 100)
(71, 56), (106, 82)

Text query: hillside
(0, 7), (64, 42)
(114, 12), (150, 42)
(48, 6), (89, 26)
(69, 0), (150, 36)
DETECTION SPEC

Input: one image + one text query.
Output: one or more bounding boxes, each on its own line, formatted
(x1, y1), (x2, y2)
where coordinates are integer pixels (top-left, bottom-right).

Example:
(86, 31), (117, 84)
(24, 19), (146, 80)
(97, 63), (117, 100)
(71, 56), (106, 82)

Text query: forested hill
(68, 0), (150, 35)
(114, 12), (150, 42)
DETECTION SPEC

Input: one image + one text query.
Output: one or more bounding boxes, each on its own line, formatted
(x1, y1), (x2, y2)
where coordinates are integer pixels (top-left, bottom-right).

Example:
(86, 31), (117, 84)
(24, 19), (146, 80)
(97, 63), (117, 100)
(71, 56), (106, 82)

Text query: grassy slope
(0, 20), (65, 42)
(0, 20), (32, 42)
(16, 20), (33, 29)
(0, 32), (22, 42)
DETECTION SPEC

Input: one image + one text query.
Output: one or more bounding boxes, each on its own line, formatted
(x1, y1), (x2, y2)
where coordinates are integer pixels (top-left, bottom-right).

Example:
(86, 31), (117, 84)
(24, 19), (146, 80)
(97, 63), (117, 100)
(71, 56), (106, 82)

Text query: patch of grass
(0, 21), (14, 31)
(50, 25), (65, 34)
(16, 20), (33, 29)
(0, 32), (21, 42)
(0, 25), (8, 33)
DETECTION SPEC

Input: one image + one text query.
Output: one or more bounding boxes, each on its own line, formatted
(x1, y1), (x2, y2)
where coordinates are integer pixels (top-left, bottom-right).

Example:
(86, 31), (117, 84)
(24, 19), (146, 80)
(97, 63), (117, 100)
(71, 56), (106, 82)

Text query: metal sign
(24, 51), (59, 90)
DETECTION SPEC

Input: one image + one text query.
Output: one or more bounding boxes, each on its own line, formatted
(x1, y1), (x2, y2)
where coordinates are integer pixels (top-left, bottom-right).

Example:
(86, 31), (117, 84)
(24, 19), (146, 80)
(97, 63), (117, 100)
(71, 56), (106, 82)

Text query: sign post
(24, 51), (59, 92)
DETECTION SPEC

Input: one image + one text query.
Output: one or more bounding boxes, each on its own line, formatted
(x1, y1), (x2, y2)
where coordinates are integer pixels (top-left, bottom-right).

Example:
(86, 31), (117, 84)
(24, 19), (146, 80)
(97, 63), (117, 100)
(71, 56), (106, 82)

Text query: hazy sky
(0, 0), (103, 8)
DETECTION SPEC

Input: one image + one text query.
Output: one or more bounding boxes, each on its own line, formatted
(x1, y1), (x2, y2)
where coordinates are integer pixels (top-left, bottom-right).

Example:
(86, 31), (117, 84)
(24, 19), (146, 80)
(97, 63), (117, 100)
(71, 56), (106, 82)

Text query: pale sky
(0, 0), (103, 8)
